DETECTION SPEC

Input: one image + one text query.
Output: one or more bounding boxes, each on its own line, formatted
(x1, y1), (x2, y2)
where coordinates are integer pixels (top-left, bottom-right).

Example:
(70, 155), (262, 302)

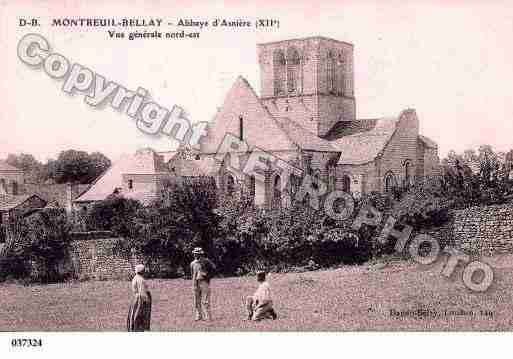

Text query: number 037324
(11, 338), (43, 347)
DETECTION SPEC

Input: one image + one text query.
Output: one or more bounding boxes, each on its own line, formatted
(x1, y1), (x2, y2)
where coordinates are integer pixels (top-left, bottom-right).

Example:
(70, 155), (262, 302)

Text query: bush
(0, 209), (72, 283)
(85, 195), (143, 236)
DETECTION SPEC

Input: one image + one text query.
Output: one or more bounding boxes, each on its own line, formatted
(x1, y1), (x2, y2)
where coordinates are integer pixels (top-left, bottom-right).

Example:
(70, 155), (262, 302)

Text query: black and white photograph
(1, 0), (513, 357)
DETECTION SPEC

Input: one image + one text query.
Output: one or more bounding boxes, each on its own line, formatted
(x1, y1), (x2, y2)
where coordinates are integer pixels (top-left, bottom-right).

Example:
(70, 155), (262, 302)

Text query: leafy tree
(6, 153), (45, 183)
(0, 209), (72, 283)
(86, 195), (143, 234)
(122, 177), (221, 275)
(48, 150), (111, 184)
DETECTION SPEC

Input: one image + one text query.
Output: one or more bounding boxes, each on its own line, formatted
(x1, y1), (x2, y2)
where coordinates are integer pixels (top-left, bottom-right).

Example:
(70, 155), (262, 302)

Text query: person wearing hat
(190, 247), (216, 321)
(245, 271), (277, 321)
(127, 264), (152, 331)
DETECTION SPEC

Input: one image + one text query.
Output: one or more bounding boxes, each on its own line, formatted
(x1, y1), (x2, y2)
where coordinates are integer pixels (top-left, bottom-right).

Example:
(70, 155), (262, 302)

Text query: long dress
(127, 274), (152, 331)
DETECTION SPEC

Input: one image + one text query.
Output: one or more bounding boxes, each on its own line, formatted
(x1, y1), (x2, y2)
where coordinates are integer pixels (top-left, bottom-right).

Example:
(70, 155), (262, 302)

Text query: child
(245, 271), (277, 321)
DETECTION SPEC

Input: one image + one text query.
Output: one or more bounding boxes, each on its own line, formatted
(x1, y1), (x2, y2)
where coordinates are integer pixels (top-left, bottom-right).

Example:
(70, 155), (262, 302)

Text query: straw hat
(135, 264), (145, 274)
(192, 247), (205, 255)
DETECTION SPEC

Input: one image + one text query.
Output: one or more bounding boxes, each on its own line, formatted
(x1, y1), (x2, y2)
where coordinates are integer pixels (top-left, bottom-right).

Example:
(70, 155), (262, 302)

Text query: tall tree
(48, 150), (111, 184)
(6, 153), (45, 183)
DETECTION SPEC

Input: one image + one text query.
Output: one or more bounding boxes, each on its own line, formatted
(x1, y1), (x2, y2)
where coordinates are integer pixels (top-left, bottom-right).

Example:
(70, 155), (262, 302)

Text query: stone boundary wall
(451, 203), (513, 255)
(68, 238), (134, 280)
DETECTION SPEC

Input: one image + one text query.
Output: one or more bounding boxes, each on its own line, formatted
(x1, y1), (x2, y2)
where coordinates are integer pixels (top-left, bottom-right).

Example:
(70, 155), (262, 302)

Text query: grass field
(2, 254), (513, 331)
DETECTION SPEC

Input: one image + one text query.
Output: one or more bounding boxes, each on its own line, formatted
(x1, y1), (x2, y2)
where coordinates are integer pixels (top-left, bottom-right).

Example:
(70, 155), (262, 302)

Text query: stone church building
(76, 36), (440, 209)
(185, 36), (440, 207)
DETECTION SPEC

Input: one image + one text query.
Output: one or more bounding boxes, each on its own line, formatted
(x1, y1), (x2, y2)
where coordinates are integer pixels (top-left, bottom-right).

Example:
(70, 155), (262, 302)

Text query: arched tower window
(338, 52), (346, 96)
(273, 50), (286, 96)
(327, 51), (337, 94)
(286, 47), (300, 93)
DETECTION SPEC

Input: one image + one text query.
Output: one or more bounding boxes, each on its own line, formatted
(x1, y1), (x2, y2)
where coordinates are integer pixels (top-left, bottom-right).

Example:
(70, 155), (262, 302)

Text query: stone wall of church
(423, 147), (441, 179)
(318, 95), (357, 137)
(262, 96), (318, 135)
(374, 110), (420, 192)
(336, 162), (375, 196)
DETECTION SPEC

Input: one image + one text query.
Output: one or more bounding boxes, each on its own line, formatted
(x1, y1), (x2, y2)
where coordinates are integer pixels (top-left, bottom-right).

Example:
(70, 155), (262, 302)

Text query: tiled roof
(123, 190), (158, 206)
(24, 183), (91, 208)
(332, 117), (401, 165)
(75, 149), (169, 203)
(273, 117), (336, 152)
(273, 115), (402, 165)
(195, 76), (418, 166)
(418, 135), (438, 149)
(0, 194), (38, 211)
(199, 76), (298, 154)
(0, 161), (23, 173)
(178, 156), (220, 177)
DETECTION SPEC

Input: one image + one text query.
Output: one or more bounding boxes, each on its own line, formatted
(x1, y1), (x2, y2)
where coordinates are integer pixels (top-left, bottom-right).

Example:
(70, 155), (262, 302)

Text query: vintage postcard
(1, 0), (513, 353)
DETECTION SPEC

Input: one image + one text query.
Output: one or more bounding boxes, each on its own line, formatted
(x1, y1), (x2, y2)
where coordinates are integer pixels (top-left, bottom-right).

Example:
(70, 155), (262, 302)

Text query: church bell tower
(258, 36), (356, 137)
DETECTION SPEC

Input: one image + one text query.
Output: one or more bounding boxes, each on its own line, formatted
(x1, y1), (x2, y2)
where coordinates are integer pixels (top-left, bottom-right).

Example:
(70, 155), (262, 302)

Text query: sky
(1, 0), (513, 163)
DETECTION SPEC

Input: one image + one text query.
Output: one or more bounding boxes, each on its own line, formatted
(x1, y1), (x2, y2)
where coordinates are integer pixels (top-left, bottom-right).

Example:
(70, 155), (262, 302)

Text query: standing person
(245, 271), (277, 321)
(190, 247), (215, 321)
(127, 264), (152, 331)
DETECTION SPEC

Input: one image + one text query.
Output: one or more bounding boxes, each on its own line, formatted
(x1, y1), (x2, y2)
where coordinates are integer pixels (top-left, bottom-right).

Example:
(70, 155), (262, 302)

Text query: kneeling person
(246, 271), (277, 321)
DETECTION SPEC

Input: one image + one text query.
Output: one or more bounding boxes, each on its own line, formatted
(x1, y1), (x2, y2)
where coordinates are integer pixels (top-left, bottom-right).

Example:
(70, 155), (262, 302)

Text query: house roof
(178, 156), (220, 177)
(75, 149), (169, 203)
(24, 183), (91, 208)
(0, 194), (45, 212)
(0, 161), (23, 173)
(418, 135), (438, 149)
(123, 190), (158, 206)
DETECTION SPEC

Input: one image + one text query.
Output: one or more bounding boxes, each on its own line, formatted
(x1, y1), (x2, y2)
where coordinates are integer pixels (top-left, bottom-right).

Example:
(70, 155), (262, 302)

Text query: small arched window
(342, 175), (351, 193)
(327, 51), (337, 93)
(273, 175), (282, 207)
(312, 171), (321, 190)
(404, 161), (412, 188)
(273, 50), (286, 96)
(12, 181), (18, 195)
(128, 179), (133, 190)
(249, 175), (256, 203)
(290, 174), (301, 198)
(226, 174), (235, 197)
(385, 173), (396, 193)
(287, 47), (300, 93)
(239, 115), (244, 141)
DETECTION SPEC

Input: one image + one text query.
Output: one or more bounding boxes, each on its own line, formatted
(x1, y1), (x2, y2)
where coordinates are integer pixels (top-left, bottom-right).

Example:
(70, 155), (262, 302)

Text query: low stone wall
(452, 203), (513, 255)
(68, 237), (134, 280)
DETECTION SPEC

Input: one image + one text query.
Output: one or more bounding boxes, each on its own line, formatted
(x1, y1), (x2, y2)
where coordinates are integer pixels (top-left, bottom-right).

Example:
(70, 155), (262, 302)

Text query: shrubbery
(0, 209), (72, 283)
